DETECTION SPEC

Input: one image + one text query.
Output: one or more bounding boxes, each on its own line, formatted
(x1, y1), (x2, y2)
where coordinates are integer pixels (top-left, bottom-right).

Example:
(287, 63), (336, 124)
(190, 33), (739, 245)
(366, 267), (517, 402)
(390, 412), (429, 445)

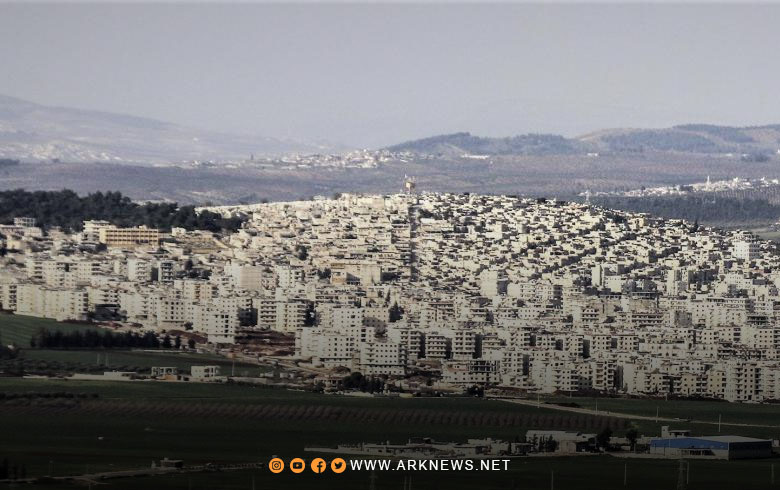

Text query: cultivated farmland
(2, 379), (780, 490)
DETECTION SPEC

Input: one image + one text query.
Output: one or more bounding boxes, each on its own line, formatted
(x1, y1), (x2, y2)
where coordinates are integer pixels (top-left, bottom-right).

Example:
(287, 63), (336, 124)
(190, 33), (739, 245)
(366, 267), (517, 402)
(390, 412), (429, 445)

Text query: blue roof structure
(650, 436), (770, 450)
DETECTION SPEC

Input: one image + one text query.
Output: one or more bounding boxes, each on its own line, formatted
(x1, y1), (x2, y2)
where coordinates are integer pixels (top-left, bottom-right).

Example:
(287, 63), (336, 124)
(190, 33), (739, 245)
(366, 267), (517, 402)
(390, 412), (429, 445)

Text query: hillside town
(585, 175), (780, 199)
(4, 192), (780, 403)
(181, 148), (427, 171)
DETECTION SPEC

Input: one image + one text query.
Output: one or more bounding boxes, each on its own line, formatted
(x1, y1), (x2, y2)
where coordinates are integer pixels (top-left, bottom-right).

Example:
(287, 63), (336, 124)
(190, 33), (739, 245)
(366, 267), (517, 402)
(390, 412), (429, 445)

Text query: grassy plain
(7, 458), (780, 490)
(744, 226), (780, 242)
(0, 313), (102, 346)
(2, 379), (780, 490)
(0, 314), (267, 376)
(542, 395), (780, 432)
(0, 380), (620, 480)
(16, 349), (268, 377)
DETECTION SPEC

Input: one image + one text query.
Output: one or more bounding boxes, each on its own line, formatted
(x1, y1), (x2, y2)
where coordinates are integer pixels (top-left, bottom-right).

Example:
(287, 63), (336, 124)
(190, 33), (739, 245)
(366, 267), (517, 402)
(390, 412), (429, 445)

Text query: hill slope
(580, 124), (780, 154)
(0, 94), (322, 164)
(386, 132), (588, 156)
(388, 124), (780, 157)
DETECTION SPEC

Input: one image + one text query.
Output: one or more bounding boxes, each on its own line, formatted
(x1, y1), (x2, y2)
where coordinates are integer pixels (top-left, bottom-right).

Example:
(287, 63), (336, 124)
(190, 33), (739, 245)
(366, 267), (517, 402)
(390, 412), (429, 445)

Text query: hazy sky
(1, 2), (778, 147)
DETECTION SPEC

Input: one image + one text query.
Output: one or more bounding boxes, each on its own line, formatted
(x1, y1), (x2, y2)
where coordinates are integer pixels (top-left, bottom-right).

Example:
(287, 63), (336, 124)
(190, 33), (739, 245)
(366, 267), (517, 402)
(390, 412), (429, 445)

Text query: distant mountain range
(3, 93), (780, 164)
(387, 124), (780, 157)
(0, 94), (324, 164)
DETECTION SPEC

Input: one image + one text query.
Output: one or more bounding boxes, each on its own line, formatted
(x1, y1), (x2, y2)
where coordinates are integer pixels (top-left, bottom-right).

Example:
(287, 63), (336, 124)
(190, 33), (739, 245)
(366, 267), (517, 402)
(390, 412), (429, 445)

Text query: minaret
(403, 175), (417, 194)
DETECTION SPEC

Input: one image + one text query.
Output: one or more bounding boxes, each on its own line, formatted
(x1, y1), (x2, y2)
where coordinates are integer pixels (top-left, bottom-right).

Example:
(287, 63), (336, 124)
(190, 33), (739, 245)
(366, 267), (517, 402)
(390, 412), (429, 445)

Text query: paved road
(496, 398), (780, 429)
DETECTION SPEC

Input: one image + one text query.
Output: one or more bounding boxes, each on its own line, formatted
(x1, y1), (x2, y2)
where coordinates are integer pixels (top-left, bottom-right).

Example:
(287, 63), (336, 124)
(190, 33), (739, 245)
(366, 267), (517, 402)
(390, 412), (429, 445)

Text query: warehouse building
(649, 435), (772, 459)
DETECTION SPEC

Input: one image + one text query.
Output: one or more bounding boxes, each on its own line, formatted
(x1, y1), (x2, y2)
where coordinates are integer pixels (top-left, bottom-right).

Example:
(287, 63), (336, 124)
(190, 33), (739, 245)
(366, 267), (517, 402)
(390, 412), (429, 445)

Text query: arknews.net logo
(268, 457), (346, 474)
(268, 457), (511, 474)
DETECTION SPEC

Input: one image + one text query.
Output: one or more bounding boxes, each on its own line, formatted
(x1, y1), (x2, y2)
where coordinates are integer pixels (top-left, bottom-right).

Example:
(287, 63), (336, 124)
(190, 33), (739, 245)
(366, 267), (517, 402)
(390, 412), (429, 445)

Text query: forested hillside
(386, 132), (586, 156)
(0, 189), (245, 232)
(593, 195), (780, 225)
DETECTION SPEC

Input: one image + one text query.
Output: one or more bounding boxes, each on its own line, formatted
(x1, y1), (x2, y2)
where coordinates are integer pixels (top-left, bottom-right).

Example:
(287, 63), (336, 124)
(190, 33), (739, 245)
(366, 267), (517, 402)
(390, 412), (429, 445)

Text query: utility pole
(718, 414), (721, 433)
(655, 406), (659, 422)
(676, 460), (688, 490)
(403, 475), (412, 490)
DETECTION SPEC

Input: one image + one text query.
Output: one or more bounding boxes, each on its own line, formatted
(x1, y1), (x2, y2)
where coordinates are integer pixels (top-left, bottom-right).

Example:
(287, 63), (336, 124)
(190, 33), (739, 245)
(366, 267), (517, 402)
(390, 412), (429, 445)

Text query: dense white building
(5, 194), (780, 401)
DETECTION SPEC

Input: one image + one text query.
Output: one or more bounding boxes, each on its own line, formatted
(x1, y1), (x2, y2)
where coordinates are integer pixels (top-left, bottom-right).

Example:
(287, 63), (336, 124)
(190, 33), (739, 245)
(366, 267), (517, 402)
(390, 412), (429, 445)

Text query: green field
(0, 314), (103, 347)
(0, 314), (267, 376)
(541, 395), (780, 435)
(0, 379), (625, 485)
(2, 379), (780, 490)
(16, 349), (269, 377)
(7, 458), (780, 490)
(745, 226), (780, 243)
